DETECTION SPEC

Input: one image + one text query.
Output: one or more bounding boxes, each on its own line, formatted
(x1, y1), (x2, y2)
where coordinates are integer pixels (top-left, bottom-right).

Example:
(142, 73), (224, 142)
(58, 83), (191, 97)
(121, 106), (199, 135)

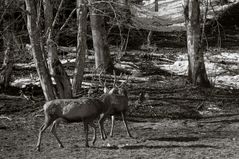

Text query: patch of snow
(160, 51), (239, 89)
(61, 59), (76, 64)
(14, 57), (76, 68)
(11, 78), (40, 88)
(14, 62), (35, 68)
(213, 75), (239, 89)
(160, 61), (188, 75)
(205, 63), (225, 76)
(143, 0), (155, 6)
(209, 52), (239, 62)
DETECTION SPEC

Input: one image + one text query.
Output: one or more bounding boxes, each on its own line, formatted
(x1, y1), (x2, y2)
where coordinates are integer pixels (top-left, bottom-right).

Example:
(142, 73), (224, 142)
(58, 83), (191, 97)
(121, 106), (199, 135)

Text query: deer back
(44, 98), (107, 122)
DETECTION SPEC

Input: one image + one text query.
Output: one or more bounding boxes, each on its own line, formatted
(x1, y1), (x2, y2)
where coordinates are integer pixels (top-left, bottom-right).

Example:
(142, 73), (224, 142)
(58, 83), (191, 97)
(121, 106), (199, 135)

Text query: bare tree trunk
(47, 41), (72, 98)
(0, 0), (13, 91)
(147, 30), (152, 47)
(25, 0), (55, 101)
(184, 0), (210, 87)
(0, 37), (13, 91)
(72, 0), (88, 96)
(118, 0), (130, 51)
(90, 0), (114, 73)
(155, 0), (159, 12)
(43, 0), (72, 98)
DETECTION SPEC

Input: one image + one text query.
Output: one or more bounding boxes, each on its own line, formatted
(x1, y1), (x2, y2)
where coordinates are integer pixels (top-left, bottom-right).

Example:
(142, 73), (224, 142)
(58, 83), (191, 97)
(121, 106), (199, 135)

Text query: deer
(98, 71), (132, 138)
(36, 97), (108, 151)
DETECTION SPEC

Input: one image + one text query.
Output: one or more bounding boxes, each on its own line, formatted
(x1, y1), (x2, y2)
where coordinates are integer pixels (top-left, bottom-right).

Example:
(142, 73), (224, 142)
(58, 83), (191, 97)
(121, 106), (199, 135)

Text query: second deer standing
(99, 73), (132, 138)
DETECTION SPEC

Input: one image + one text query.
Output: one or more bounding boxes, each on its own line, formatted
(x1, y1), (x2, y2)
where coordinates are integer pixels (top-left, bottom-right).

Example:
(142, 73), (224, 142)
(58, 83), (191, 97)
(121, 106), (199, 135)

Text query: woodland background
(1, 0), (239, 158)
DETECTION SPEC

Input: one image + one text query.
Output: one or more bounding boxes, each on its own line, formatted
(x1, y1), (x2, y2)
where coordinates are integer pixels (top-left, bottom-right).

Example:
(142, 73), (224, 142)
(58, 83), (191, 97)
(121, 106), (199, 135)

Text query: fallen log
(83, 73), (149, 82)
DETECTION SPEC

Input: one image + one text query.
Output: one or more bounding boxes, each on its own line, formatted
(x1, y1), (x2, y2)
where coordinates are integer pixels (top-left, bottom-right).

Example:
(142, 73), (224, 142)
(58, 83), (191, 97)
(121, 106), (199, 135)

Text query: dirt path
(1, 114), (239, 159)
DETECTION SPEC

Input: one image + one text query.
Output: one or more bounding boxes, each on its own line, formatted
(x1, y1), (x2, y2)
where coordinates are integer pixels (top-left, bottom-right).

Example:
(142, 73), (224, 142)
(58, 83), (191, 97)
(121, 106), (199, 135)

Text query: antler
(118, 74), (129, 88)
(113, 71), (126, 88)
(112, 70), (117, 88)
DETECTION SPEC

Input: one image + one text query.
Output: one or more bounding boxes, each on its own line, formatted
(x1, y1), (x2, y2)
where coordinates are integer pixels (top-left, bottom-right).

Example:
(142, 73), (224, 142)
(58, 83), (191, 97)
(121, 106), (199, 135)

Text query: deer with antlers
(98, 71), (132, 138)
(36, 71), (132, 151)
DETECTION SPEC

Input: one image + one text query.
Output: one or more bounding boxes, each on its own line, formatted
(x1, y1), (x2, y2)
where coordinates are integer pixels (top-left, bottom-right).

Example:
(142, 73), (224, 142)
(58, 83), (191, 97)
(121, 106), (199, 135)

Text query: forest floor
(1, 47), (239, 159)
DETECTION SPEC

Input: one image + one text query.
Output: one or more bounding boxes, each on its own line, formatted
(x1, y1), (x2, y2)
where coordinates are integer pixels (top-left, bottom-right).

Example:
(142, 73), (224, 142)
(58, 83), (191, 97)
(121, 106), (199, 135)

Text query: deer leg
(98, 113), (107, 140)
(50, 118), (65, 148)
(121, 112), (132, 137)
(36, 116), (54, 151)
(88, 122), (97, 146)
(83, 122), (89, 147)
(109, 115), (115, 137)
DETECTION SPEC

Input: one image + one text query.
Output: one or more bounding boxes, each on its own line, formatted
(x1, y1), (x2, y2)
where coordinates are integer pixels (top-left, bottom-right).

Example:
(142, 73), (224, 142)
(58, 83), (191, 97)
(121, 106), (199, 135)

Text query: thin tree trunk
(118, 0), (130, 52)
(43, 0), (72, 98)
(25, 0), (55, 101)
(184, 0), (210, 87)
(47, 41), (72, 98)
(155, 0), (159, 12)
(0, 0), (13, 91)
(0, 39), (13, 91)
(147, 30), (152, 47)
(90, 0), (114, 73)
(72, 0), (88, 96)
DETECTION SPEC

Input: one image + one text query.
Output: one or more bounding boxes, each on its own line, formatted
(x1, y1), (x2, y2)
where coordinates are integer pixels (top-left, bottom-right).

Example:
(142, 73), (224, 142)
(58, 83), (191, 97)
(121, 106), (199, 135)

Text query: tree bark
(25, 0), (55, 101)
(0, 0), (14, 91)
(147, 30), (152, 47)
(90, 0), (114, 73)
(155, 0), (159, 12)
(72, 0), (88, 96)
(184, 0), (210, 87)
(43, 0), (72, 99)
(0, 39), (13, 91)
